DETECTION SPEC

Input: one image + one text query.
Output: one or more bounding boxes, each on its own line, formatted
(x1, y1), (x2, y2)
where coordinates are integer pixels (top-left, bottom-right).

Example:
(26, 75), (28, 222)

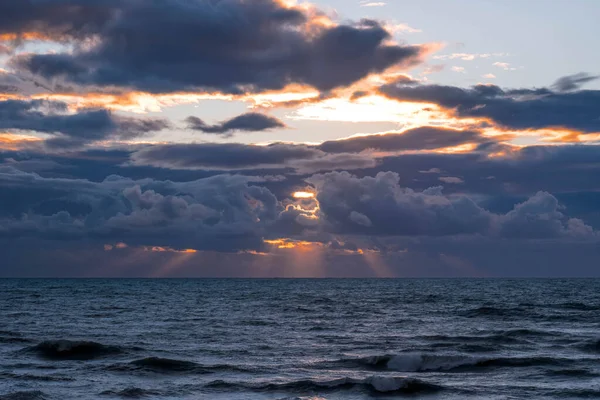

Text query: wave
(100, 387), (161, 397)
(524, 302), (600, 311)
(0, 330), (32, 344)
(129, 357), (204, 372)
(206, 376), (441, 394)
(545, 368), (600, 378)
(23, 340), (124, 360)
(108, 357), (252, 374)
(325, 353), (572, 372)
(0, 337), (33, 344)
(547, 388), (600, 398)
(0, 391), (47, 400)
(0, 371), (73, 382)
(422, 329), (553, 344)
(460, 306), (531, 318)
(577, 339), (600, 353)
(554, 302), (600, 311)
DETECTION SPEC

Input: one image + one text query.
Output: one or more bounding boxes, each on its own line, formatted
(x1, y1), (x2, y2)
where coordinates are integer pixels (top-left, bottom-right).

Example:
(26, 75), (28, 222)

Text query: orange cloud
(538, 129), (600, 143)
(144, 246), (198, 254)
(264, 238), (324, 250)
(431, 143), (479, 154)
(104, 243), (197, 254)
(0, 32), (51, 42)
(263, 238), (371, 256)
(0, 133), (42, 149)
(16, 85), (321, 113)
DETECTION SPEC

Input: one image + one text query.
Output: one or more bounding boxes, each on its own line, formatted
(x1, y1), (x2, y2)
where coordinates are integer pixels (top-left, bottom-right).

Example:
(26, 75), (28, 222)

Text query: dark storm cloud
(0, 0), (117, 40)
(186, 113), (286, 136)
(307, 171), (597, 239)
(291, 152), (378, 174)
(130, 142), (376, 174)
(0, 99), (169, 147)
(0, 167), (280, 252)
(0, 155), (598, 266)
(336, 144), (600, 230)
(319, 127), (488, 153)
(129, 127), (495, 173)
(7, 0), (427, 94)
(379, 73), (600, 132)
(5, 140), (600, 220)
(131, 143), (320, 170)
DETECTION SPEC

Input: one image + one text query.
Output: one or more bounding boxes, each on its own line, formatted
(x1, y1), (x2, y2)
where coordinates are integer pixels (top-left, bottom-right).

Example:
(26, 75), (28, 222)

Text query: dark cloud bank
(4, 0), (426, 94)
(1, 156), (599, 276)
(379, 73), (600, 133)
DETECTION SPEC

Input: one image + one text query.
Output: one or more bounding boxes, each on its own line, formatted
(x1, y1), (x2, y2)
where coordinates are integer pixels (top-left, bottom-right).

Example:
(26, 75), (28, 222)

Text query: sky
(1, 0), (599, 277)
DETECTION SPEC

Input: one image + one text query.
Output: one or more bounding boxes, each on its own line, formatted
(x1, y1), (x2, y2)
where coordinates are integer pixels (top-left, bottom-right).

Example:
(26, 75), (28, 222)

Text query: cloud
(0, 99), (169, 148)
(492, 62), (516, 71)
(2, 1), (600, 277)
(128, 125), (496, 174)
(0, 151), (599, 276)
(1, 165), (595, 256)
(349, 210), (372, 227)
(439, 176), (464, 184)
(360, 2), (387, 7)
(421, 64), (445, 75)
(306, 171), (596, 238)
(552, 72), (599, 92)
(290, 152), (377, 174)
(0, 167), (279, 252)
(433, 53), (508, 61)
(0, 0), (115, 41)
(318, 127), (489, 153)
(7, 0), (428, 94)
(131, 143), (320, 171)
(186, 112), (286, 136)
(420, 168), (442, 174)
(130, 142), (376, 174)
(379, 74), (600, 133)
(497, 191), (595, 239)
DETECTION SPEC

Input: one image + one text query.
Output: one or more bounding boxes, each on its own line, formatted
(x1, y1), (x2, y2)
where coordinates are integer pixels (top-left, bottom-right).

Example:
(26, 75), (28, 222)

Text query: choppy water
(0, 279), (599, 399)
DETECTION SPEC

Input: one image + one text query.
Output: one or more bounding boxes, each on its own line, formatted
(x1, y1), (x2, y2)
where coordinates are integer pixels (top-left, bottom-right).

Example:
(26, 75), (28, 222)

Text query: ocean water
(0, 279), (599, 399)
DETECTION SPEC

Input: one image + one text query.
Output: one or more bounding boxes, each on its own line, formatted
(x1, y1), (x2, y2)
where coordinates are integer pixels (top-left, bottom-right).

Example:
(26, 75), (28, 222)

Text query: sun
(293, 191), (315, 199)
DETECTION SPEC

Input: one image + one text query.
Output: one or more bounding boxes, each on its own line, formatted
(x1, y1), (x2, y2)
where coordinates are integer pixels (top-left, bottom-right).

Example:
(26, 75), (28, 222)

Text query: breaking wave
(23, 340), (124, 360)
(0, 392), (47, 400)
(108, 357), (252, 374)
(326, 353), (573, 372)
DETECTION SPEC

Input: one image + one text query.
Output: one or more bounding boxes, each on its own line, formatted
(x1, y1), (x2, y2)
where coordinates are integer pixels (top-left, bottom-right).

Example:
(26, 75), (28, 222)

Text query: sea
(0, 279), (599, 399)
